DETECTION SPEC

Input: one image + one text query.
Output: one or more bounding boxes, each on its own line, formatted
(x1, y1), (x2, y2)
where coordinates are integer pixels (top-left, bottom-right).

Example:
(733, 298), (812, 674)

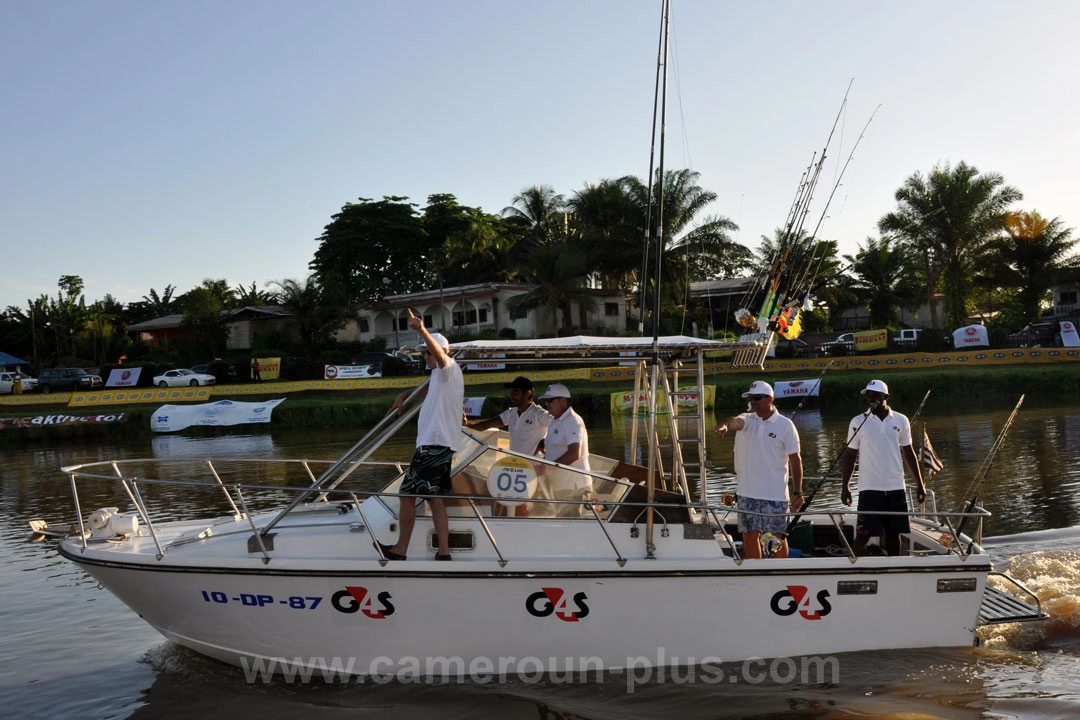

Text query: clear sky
(3, 0), (1077, 311)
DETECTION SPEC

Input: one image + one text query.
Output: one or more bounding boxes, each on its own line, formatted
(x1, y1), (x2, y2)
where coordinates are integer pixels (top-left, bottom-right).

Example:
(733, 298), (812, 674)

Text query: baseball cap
(415, 332), (450, 351)
(740, 380), (774, 398)
(860, 379), (889, 395)
(539, 383), (571, 400)
(504, 376), (534, 391)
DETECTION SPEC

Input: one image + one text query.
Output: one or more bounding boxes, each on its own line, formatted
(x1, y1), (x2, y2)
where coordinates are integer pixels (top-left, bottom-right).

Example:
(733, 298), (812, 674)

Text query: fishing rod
(785, 399), (880, 534)
(909, 389), (931, 425)
(954, 395), (1024, 547)
(789, 360), (837, 420)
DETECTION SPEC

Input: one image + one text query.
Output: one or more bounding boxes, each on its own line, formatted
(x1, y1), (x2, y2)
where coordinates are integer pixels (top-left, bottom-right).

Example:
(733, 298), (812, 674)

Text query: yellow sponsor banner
(610, 385), (715, 414)
(68, 387), (213, 406)
(854, 329), (888, 352)
(253, 357), (281, 381)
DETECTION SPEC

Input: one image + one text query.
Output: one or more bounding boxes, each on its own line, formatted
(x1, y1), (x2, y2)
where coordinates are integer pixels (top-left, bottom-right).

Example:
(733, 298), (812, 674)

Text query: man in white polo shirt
(537, 383), (591, 517)
(714, 381), (803, 559)
(841, 379), (927, 556)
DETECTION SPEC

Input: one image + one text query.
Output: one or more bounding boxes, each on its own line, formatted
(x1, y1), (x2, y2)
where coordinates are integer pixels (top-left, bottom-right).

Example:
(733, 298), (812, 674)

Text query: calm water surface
(2, 400), (1079, 719)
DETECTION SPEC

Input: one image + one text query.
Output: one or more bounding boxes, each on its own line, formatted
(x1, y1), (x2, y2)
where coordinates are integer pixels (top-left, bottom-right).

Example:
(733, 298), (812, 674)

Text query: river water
(2, 400), (1079, 719)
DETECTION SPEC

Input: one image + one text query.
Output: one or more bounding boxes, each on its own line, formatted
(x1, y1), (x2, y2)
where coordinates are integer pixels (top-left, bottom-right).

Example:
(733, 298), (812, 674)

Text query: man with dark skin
(841, 380), (927, 556)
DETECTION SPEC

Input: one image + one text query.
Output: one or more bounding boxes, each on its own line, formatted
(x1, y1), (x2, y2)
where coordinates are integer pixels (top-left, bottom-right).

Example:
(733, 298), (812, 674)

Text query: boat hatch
(978, 573), (1047, 626)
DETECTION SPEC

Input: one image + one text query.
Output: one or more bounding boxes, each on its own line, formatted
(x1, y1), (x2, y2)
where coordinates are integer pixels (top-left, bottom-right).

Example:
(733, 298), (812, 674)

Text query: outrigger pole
(955, 394), (1024, 548)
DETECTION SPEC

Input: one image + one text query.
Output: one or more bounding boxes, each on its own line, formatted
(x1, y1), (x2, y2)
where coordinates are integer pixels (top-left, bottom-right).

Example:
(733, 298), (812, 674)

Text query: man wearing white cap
(714, 381), (803, 559)
(383, 309), (464, 561)
(538, 383), (591, 517)
(841, 379), (926, 556)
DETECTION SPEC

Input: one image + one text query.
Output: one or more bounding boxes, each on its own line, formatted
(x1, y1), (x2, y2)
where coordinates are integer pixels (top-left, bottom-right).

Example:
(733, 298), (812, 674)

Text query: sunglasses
(748, 394), (769, 401)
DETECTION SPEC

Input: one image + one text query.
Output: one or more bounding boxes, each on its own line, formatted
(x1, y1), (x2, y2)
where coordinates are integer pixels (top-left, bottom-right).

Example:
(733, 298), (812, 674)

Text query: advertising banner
(463, 397), (487, 417)
(774, 379), (822, 399)
(610, 386), (715, 414)
(324, 364), (380, 380)
(105, 367), (142, 388)
(854, 329), (888, 352)
(150, 398), (285, 433)
(952, 324), (990, 348)
(1059, 320), (1080, 347)
(253, 357), (280, 381)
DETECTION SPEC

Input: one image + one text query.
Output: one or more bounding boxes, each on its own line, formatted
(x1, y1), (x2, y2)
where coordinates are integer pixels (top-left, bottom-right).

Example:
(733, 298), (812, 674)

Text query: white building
(341, 282), (628, 348)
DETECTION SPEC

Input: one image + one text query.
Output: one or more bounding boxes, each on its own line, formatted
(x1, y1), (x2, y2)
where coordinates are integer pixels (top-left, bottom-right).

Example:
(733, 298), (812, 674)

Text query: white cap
(860, 379), (889, 395)
(539, 383), (571, 400)
(741, 380), (774, 398)
(416, 332), (450, 351)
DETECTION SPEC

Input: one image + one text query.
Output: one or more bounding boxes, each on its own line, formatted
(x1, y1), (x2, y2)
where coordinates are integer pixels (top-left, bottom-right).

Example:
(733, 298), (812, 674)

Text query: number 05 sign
(486, 455), (538, 508)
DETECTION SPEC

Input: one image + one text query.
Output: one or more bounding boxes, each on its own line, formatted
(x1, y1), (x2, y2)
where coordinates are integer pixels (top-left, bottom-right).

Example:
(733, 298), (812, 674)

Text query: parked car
(819, 332), (855, 354)
(0, 371), (38, 394)
(350, 351), (424, 377)
(152, 368), (218, 388)
(38, 367), (103, 393)
(1009, 322), (1057, 347)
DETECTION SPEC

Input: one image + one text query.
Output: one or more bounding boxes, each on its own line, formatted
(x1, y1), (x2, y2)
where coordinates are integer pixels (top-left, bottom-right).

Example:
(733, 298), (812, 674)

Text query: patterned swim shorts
(400, 445), (455, 496)
(737, 496), (790, 535)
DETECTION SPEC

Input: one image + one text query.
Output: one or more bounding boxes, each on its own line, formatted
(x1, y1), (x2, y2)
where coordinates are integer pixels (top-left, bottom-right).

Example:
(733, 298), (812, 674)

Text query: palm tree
(879, 161), (1021, 329)
(234, 282), (279, 308)
(843, 237), (926, 328)
(508, 244), (591, 335)
(502, 185), (566, 248)
(268, 277), (347, 356)
(983, 211), (1077, 322)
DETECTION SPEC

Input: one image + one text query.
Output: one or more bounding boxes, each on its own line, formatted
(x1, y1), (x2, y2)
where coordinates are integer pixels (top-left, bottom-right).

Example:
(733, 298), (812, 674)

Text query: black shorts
(400, 445), (455, 496)
(856, 489), (910, 537)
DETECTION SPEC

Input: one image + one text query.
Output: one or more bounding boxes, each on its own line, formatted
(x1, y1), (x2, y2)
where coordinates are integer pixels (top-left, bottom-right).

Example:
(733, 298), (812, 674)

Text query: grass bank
(2, 363), (1076, 446)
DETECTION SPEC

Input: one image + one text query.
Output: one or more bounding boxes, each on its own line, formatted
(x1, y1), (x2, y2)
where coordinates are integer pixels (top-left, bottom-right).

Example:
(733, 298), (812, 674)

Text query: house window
(424, 314), (433, 327)
(509, 305), (528, 320)
(605, 302), (620, 317)
(359, 317), (369, 333)
(397, 316), (409, 331)
(453, 309), (484, 326)
(1060, 291), (1078, 306)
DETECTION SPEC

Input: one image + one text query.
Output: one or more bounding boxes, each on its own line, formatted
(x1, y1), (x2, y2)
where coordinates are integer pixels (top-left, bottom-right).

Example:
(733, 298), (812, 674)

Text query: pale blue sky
(3, 0), (1077, 311)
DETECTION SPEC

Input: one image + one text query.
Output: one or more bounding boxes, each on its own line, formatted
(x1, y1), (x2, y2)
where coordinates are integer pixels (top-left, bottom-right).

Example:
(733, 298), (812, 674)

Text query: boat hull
(62, 545), (988, 677)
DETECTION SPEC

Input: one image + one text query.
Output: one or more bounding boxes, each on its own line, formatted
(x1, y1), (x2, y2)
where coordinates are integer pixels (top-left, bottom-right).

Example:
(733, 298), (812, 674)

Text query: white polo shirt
(847, 408), (912, 492)
(416, 358), (465, 451)
(498, 403), (553, 455)
(544, 407), (591, 490)
(733, 410), (801, 502)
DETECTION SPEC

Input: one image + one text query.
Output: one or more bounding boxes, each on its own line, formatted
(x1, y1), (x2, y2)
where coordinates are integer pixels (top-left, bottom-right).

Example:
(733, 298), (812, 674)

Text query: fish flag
(919, 425), (943, 475)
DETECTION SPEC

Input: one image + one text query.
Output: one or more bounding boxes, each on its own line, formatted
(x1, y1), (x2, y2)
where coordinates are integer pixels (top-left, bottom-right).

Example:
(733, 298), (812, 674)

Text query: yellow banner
(252, 357), (281, 381)
(854, 329), (888, 352)
(610, 386), (715, 414)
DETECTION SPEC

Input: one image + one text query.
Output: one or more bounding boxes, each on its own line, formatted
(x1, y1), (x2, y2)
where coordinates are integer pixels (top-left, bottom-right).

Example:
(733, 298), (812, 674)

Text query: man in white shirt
(714, 381), (803, 559)
(537, 383), (592, 517)
(383, 311), (464, 561)
(841, 379), (926, 556)
(466, 376), (552, 456)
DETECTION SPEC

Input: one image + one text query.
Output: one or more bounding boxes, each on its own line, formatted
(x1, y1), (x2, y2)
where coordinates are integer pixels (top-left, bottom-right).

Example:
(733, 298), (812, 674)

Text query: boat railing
(59, 456), (992, 565)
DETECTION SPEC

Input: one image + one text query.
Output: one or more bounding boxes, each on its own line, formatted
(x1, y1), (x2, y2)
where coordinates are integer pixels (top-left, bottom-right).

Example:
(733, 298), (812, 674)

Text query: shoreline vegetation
(1, 364), (1076, 446)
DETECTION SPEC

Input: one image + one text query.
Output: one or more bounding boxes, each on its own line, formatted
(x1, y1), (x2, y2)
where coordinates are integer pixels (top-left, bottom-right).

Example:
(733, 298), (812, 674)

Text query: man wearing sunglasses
(840, 379), (926, 556)
(714, 381), (803, 559)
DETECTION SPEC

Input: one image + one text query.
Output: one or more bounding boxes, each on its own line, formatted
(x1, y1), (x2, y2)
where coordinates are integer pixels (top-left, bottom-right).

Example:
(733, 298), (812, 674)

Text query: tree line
(1, 160), (1076, 369)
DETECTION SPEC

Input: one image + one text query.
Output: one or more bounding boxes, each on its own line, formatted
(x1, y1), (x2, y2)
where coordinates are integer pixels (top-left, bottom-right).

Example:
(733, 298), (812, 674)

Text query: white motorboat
(51, 335), (1044, 679)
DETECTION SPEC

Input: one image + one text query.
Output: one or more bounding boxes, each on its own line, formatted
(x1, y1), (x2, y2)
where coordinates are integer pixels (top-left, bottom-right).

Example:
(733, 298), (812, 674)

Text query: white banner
(774, 379), (821, 398)
(1060, 320), (1080, 347)
(462, 352), (506, 371)
(151, 399), (285, 433)
(324, 364), (380, 379)
(106, 367), (142, 387)
(952, 324), (990, 348)
(463, 397), (486, 417)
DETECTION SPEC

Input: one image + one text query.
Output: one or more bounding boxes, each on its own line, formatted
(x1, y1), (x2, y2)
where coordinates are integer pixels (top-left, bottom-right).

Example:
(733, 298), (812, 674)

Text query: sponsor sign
(105, 367), (142, 387)
(463, 397), (486, 417)
(774, 379), (821, 398)
(609, 386), (715, 414)
(1060, 321), (1080, 347)
(325, 364), (380, 380)
(150, 398), (285, 432)
(253, 357), (281, 381)
(952, 324), (990, 348)
(853, 329), (887, 352)
(0, 412), (127, 430)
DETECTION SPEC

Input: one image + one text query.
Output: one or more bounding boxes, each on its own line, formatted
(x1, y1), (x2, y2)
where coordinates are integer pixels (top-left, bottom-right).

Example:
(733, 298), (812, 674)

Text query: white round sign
(486, 455), (538, 508)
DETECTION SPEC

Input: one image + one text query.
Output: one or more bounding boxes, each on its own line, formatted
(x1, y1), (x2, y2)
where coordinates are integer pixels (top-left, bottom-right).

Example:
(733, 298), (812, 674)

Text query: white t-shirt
(847, 408), (912, 492)
(733, 410), (801, 502)
(416, 358), (465, 451)
(498, 403), (553, 455)
(544, 408), (591, 490)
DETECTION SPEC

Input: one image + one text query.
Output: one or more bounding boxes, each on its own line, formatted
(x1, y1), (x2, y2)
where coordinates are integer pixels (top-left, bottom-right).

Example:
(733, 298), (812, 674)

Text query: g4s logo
(526, 588), (590, 622)
(331, 586), (395, 618)
(770, 585), (832, 620)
